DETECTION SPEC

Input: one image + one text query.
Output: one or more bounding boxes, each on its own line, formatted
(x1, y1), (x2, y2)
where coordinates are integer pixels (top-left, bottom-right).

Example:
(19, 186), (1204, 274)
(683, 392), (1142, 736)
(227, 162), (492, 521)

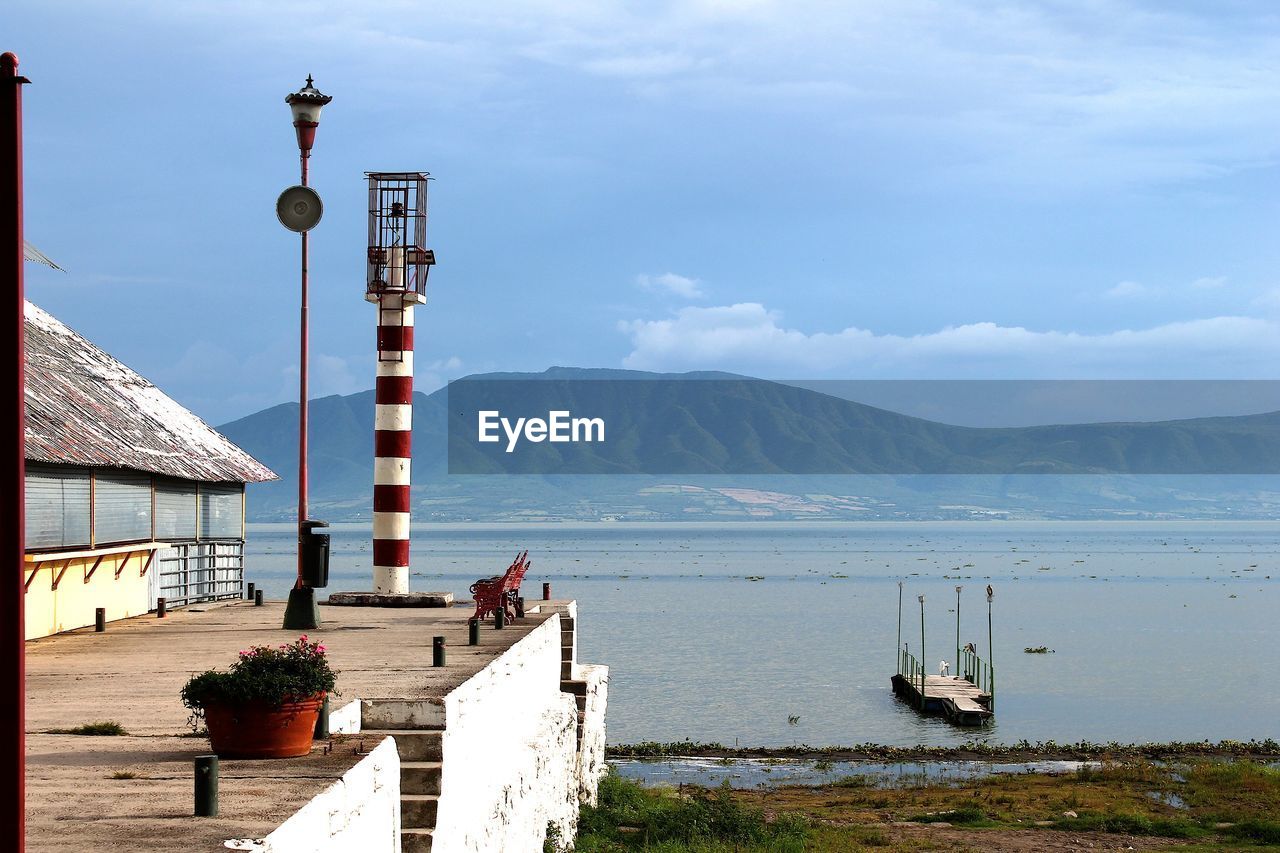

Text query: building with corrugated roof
(22, 300), (277, 638)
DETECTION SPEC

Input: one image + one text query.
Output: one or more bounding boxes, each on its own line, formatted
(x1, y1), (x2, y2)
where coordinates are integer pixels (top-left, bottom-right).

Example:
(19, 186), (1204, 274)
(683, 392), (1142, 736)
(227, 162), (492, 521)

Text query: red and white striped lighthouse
(365, 173), (434, 595)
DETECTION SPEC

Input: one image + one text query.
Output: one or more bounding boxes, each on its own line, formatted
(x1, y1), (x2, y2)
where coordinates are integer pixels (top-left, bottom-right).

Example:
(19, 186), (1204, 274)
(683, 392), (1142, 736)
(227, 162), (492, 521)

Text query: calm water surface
(244, 522), (1280, 748)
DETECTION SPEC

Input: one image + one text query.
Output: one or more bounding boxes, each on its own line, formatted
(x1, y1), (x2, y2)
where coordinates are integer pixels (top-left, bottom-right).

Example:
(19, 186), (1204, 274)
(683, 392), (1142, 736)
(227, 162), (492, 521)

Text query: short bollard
(194, 755), (219, 817)
(94, 608), (105, 632)
(495, 607), (506, 629)
(254, 589), (264, 606)
(433, 635), (446, 667)
(246, 582), (255, 601)
(515, 596), (525, 618)
(542, 582), (551, 601)
(468, 619), (480, 646)
(314, 694), (330, 740)
(156, 598), (166, 618)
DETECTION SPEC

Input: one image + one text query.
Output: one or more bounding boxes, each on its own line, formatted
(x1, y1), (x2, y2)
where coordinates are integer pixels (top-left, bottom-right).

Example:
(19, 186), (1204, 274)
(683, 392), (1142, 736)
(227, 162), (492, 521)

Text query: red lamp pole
(282, 76), (329, 631)
(1, 50), (28, 853)
(296, 135), (309, 591)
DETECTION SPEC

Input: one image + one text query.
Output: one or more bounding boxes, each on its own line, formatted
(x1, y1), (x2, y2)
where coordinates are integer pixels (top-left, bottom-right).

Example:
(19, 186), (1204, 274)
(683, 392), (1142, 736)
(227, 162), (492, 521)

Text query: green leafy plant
(181, 635), (336, 723)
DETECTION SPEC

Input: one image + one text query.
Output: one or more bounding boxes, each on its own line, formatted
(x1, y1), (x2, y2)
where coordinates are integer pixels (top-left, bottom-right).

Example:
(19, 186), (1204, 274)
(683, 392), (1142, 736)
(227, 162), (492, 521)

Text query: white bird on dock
(939, 660), (950, 677)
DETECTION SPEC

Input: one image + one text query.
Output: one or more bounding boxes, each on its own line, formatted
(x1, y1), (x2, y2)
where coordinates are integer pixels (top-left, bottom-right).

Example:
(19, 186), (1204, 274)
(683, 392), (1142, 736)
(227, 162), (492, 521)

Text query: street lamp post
(282, 76), (331, 631)
(987, 584), (995, 708)
(917, 594), (925, 709)
(895, 580), (903, 673)
(955, 585), (962, 677)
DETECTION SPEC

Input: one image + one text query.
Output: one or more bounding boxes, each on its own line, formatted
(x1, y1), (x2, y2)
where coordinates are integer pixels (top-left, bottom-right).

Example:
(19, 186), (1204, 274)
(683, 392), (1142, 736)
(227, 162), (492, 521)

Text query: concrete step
(363, 729), (443, 762)
(561, 679), (588, 695)
(401, 794), (439, 828)
(560, 661), (573, 679)
(402, 761), (443, 795)
(403, 827), (433, 852)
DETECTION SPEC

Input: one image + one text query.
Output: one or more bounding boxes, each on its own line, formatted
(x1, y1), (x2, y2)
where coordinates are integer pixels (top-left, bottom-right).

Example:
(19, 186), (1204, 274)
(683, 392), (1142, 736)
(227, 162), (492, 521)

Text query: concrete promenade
(24, 598), (559, 851)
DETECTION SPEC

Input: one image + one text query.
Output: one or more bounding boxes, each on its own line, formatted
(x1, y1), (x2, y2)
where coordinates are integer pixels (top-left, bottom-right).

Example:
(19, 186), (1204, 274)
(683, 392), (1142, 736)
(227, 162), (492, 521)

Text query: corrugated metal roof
(23, 301), (277, 483)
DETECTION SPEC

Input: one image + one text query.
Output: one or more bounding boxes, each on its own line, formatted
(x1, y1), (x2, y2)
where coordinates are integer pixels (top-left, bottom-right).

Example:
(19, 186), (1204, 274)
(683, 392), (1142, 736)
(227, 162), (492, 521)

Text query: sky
(11, 0), (1280, 425)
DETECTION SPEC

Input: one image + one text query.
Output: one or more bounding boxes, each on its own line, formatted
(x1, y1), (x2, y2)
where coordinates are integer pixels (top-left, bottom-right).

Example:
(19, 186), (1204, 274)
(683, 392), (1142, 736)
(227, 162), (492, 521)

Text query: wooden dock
(891, 672), (993, 726)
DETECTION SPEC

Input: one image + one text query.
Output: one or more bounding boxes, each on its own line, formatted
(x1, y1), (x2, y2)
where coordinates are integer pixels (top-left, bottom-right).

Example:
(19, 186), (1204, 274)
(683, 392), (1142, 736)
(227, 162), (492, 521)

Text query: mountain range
(217, 368), (1280, 522)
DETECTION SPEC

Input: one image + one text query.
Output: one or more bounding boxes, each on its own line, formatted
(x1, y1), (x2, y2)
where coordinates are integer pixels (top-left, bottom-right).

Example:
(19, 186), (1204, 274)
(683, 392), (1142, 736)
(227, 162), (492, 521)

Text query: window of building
(93, 469), (154, 545)
(24, 463), (92, 549)
(155, 478), (198, 540)
(199, 483), (243, 540)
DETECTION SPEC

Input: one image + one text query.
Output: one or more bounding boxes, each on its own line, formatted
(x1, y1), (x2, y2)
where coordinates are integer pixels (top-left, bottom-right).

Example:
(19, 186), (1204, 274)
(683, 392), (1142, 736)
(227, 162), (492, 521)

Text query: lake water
(244, 521), (1280, 748)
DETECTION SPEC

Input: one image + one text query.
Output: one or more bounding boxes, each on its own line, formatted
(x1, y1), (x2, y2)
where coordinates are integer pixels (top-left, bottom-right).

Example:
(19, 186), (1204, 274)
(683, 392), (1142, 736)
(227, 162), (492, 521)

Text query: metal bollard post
(433, 635), (446, 667)
(254, 589), (264, 606)
(495, 607), (505, 629)
(515, 596), (525, 618)
(469, 619), (479, 646)
(94, 608), (105, 632)
(314, 694), (330, 740)
(246, 582), (255, 601)
(156, 598), (166, 618)
(542, 582), (551, 601)
(194, 755), (219, 816)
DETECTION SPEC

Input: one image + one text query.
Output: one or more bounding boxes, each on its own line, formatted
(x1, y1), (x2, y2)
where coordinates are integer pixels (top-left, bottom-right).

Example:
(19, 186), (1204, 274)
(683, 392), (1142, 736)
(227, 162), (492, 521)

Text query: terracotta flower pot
(203, 693), (325, 759)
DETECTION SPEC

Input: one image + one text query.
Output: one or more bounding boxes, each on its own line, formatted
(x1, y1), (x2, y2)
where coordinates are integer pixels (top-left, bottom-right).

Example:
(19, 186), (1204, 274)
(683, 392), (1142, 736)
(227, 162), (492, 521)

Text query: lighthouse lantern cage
(366, 171), (434, 301)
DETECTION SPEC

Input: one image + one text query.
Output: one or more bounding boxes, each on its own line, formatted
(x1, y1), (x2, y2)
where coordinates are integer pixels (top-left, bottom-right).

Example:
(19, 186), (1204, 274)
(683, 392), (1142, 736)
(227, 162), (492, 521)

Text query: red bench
(470, 550), (530, 623)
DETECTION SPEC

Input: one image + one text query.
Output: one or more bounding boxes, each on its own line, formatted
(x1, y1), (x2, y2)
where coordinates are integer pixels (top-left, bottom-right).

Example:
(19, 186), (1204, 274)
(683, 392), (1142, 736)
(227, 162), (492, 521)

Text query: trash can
(299, 519), (330, 588)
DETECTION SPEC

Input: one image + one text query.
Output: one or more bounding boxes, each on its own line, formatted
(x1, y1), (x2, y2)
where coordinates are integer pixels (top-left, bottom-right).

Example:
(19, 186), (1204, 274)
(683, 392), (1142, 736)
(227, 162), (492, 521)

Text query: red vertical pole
(296, 151), (309, 588)
(1, 50), (28, 853)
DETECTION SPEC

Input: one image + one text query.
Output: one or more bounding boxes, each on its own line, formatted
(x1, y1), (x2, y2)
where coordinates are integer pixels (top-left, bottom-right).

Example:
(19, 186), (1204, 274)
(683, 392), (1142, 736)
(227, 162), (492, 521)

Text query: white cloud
(636, 272), (705, 299)
(128, 1), (1280, 191)
(619, 302), (1280, 378)
(1191, 276), (1228, 290)
(1104, 280), (1152, 299)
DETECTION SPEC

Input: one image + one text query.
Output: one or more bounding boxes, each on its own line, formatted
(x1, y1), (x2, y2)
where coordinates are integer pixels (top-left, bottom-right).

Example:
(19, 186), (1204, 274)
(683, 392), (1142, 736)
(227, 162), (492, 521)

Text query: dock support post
(254, 589), (264, 606)
(194, 755), (219, 817)
(156, 597), (166, 618)
(543, 582), (551, 601)
(468, 618), (479, 646)
(495, 607), (505, 630)
(94, 608), (105, 632)
(246, 582), (255, 601)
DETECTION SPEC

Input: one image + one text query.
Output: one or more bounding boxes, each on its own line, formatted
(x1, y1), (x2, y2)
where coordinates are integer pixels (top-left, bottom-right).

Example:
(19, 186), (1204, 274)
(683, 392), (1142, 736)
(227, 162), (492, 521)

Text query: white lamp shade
(290, 99), (325, 125)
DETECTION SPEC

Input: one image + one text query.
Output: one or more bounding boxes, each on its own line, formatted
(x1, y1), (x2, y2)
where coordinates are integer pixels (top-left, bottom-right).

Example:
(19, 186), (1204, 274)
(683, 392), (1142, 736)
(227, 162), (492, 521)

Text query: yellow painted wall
(23, 552), (152, 640)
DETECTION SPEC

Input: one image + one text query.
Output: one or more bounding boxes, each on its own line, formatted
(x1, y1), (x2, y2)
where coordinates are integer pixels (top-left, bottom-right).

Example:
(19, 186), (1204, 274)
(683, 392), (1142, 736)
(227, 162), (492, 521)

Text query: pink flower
(316, 645), (326, 653)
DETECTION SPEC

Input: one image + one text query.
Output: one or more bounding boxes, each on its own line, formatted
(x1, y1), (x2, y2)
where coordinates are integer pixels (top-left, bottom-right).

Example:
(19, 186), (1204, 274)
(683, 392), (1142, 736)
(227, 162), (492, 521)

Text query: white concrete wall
(329, 699), (362, 735)
(228, 737), (400, 853)
(432, 614), (581, 853)
(576, 663), (609, 807)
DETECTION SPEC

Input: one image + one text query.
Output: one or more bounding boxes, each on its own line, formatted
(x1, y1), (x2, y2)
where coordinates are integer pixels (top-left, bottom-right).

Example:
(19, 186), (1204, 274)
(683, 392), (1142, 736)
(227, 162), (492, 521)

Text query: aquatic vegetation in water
(1024, 646), (1055, 654)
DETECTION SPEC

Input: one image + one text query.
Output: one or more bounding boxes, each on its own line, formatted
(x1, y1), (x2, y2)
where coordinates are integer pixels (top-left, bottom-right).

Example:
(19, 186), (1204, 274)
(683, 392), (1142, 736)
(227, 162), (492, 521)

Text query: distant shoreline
(246, 518), (1280, 529)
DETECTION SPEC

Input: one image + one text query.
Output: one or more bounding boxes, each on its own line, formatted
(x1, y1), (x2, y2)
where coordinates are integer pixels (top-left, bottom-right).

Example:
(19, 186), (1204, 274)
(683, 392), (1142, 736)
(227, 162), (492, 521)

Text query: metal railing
(157, 541), (244, 608)
(960, 646), (996, 700)
(898, 648), (927, 707)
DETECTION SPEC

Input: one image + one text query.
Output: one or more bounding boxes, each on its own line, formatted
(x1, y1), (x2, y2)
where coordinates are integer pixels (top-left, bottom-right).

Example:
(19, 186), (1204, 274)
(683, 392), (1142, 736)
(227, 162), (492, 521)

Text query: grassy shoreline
(607, 738), (1280, 763)
(576, 756), (1280, 851)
